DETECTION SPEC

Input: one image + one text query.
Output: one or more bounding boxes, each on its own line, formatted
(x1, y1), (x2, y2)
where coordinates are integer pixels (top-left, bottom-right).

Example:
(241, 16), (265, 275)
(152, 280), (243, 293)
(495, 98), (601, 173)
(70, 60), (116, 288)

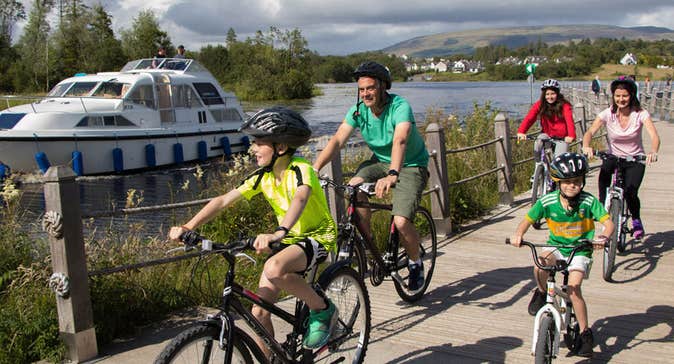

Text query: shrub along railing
(40, 102), (602, 361)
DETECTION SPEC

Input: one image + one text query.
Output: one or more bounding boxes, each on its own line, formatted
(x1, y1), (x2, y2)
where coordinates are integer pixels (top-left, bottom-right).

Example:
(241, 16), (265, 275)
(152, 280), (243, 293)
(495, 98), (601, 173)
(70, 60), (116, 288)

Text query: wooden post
(315, 142), (344, 227)
(43, 166), (97, 362)
(573, 102), (586, 136)
(494, 113), (513, 206)
(424, 122), (451, 236)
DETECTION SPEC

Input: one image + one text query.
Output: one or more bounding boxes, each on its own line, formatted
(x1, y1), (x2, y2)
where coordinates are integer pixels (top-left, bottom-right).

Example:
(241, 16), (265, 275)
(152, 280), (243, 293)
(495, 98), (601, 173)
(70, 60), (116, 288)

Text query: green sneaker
(302, 300), (338, 349)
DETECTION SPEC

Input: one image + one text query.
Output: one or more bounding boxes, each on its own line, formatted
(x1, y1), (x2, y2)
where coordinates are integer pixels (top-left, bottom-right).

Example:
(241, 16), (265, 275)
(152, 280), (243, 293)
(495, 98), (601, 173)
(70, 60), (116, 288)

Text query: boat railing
(1, 95), (155, 114)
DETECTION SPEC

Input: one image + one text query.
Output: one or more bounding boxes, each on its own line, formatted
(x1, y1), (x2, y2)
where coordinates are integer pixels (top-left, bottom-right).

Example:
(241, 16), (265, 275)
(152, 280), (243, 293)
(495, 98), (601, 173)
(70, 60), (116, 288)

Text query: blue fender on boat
(220, 136), (231, 157)
(35, 152), (51, 173)
(72, 151), (84, 176)
(241, 136), (250, 150)
(145, 144), (156, 167)
(173, 143), (184, 164)
(112, 147), (124, 173)
(197, 141), (208, 162)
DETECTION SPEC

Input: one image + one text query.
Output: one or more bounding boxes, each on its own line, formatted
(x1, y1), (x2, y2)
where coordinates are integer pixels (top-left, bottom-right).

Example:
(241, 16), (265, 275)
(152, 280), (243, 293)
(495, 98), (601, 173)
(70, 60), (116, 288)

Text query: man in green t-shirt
(313, 61), (430, 292)
(510, 152), (614, 358)
(169, 107), (338, 356)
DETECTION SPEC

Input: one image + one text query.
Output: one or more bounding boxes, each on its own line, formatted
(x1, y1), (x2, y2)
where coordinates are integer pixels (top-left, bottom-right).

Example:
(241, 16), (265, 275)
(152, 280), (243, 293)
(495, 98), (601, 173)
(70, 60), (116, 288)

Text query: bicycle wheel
(617, 204), (629, 253)
(154, 324), (263, 364)
(534, 314), (555, 364)
(336, 232), (368, 280)
(531, 163), (546, 205)
(312, 266), (371, 364)
(392, 206), (438, 302)
(603, 197), (622, 282)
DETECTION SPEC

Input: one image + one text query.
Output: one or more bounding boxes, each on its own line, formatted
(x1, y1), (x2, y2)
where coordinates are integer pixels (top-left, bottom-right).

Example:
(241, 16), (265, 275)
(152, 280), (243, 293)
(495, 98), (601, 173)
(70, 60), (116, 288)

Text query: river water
(13, 81), (535, 236)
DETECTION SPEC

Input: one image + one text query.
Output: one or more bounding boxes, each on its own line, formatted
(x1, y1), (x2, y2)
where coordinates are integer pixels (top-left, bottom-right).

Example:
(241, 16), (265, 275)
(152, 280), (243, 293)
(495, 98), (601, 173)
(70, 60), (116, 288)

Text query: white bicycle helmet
(541, 79), (561, 90)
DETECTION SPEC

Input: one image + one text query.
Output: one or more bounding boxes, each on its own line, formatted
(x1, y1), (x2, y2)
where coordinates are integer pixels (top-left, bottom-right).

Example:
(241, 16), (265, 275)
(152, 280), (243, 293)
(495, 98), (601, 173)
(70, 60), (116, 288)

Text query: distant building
(496, 56), (522, 65)
(434, 61), (448, 72)
(620, 53), (637, 65)
(524, 56), (548, 65)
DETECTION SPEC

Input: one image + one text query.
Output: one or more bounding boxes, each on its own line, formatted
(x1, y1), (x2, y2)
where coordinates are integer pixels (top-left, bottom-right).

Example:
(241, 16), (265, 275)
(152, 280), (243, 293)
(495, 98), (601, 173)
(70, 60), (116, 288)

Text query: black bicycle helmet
(353, 61), (391, 89)
(549, 152), (588, 181)
(541, 79), (560, 91)
(610, 76), (637, 95)
(239, 106), (311, 148)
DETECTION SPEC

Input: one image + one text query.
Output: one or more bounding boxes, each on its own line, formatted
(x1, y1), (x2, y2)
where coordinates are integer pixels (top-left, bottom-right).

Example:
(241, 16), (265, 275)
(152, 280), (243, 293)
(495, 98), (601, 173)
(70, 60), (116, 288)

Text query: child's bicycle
(319, 175), (437, 302)
(505, 238), (601, 363)
(594, 151), (647, 282)
(154, 231), (371, 364)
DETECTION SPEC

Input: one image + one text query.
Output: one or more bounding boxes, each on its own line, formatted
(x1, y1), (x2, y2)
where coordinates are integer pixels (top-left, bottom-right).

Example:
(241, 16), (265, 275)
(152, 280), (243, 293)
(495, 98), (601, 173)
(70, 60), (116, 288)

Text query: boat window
(193, 83), (224, 105)
(48, 83), (73, 97)
(76, 115), (137, 127)
(210, 108), (243, 122)
(172, 85), (199, 108)
(64, 82), (98, 97)
(185, 61), (206, 72)
(0, 113), (26, 129)
(161, 60), (188, 71)
(92, 82), (131, 98)
(127, 85), (155, 109)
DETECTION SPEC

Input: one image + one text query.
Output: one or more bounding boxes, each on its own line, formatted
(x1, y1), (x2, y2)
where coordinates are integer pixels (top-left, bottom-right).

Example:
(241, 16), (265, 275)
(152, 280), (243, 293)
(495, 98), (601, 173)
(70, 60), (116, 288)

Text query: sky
(14, 0), (674, 55)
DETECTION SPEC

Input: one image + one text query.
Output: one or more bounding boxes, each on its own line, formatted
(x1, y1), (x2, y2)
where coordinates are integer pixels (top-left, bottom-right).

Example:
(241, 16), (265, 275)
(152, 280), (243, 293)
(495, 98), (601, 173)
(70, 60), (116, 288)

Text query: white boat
(0, 58), (250, 176)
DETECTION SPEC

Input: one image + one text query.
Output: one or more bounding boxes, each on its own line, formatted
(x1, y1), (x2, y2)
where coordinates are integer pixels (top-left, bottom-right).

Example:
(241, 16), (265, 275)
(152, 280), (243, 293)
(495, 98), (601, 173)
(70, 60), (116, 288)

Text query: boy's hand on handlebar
(253, 233), (281, 254)
(509, 235), (523, 247)
(169, 226), (188, 242)
(593, 235), (609, 250)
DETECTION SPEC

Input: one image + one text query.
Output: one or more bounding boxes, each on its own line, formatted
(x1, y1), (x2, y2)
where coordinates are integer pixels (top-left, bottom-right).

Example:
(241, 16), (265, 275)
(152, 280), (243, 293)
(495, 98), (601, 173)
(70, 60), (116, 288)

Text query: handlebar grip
(180, 230), (201, 246)
(505, 238), (511, 245)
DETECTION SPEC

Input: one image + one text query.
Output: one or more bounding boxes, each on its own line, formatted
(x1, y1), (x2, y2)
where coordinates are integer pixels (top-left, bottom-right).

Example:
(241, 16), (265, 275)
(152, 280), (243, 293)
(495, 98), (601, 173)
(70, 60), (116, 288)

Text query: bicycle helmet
(353, 61), (391, 90)
(610, 76), (637, 95)
(239, 106), (311, 148)
(549, 152), (588, 181)
(541, 79), (560, 91)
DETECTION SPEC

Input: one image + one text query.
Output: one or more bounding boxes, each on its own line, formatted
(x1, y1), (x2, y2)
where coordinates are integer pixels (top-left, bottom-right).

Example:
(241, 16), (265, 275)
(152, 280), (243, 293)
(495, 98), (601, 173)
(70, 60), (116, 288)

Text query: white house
(620, 53), (637, 65)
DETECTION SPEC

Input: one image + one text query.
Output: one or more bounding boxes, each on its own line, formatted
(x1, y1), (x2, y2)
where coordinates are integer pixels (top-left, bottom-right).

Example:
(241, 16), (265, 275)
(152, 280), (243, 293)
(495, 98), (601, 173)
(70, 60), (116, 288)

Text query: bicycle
(154, 232), (371, 364)
(319, 175), (437, 303)
(506, 238), (600, 363)
(524, 134), (558, 228)
(594, 151), (647, 282)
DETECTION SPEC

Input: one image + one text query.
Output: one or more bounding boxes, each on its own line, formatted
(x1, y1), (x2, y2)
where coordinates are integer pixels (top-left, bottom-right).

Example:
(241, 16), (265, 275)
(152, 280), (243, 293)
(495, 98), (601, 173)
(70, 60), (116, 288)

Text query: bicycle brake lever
(235, 252), (257, 266)
(166, 246), (189, 254)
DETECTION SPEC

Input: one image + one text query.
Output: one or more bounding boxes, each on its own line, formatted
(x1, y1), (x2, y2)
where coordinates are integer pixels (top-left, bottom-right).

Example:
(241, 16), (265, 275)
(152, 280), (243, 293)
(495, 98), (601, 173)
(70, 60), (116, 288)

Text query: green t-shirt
(345, 93), (429, 167)
(525, 190), (609, 257)
(236, 157), (337, 252)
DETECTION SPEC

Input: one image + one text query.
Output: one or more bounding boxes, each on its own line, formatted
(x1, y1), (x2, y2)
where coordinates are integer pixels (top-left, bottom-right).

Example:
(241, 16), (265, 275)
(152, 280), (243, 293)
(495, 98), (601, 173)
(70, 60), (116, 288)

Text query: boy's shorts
(354, 159), (428, 220)
(273, 238), (328, 276)
(543, 247), (593, 279)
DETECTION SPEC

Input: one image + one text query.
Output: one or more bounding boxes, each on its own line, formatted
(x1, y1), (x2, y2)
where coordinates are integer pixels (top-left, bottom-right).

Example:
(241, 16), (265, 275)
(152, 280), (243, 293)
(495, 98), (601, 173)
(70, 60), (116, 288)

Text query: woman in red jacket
(517, 79), (576, 159)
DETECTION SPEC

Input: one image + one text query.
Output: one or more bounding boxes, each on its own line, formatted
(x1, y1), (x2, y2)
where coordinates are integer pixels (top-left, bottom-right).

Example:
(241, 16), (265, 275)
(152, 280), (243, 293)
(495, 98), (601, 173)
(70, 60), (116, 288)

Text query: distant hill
(382, 24), (674, 58)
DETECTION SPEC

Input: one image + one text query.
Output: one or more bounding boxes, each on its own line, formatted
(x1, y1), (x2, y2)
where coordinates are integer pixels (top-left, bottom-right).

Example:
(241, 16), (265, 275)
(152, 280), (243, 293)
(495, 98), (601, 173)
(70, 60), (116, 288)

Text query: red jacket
(518, 101), (576, 139)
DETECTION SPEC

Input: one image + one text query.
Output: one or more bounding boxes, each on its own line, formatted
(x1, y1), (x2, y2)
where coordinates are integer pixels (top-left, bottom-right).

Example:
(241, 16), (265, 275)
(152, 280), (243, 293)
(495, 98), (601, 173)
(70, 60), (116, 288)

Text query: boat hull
(0, 129), (249, 175)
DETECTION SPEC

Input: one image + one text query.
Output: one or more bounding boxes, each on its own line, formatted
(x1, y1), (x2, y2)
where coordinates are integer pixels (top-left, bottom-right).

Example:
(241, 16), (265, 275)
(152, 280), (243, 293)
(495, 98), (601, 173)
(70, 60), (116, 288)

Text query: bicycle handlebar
(593, 150), (647, 163)
(505, 238), (600, 272)
(178, 230), (282, 254)
(319, 175), (376, 196)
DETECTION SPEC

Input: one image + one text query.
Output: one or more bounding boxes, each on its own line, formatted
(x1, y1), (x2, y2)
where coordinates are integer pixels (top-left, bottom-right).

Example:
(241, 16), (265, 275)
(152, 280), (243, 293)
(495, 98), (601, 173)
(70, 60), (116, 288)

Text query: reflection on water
(17, 82), (534, 238)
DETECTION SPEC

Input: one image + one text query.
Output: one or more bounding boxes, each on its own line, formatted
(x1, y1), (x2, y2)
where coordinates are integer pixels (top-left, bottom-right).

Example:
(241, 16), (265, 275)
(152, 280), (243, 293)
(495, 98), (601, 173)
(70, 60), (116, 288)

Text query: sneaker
(527, 289), (546, 316)
(303, 300), (338, 349)
(408, 262), (425, 291)
(632, 219), (644, 240)
(574, 328), (594, 357)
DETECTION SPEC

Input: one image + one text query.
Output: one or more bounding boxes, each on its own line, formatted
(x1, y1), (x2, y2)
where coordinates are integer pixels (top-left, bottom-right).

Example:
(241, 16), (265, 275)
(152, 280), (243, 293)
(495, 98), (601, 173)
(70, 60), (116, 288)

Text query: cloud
(16, 0), (674, 55)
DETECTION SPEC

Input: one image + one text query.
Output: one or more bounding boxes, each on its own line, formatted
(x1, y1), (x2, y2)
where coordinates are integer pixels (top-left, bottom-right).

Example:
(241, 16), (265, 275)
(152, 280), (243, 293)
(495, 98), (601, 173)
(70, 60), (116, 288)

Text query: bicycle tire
(603, 197), (622, 282)
(617, 203), (629, 253)
(336, 232), (368, 280)
(311, 265), (371, 364)
(534, 314), (555, 364)
(392, 206), (438, 302)
(531, 163), (546, 205)
(154, 324), (264, 364)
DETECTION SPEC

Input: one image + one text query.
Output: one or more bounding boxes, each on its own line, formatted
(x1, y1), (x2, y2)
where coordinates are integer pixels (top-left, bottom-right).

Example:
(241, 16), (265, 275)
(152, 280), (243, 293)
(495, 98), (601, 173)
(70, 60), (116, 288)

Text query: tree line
(0, 0), (406, 101)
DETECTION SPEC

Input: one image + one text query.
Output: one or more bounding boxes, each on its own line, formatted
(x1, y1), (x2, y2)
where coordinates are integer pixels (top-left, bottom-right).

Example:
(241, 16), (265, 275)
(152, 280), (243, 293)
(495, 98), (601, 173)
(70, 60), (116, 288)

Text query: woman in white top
(582, 77), (660, 239)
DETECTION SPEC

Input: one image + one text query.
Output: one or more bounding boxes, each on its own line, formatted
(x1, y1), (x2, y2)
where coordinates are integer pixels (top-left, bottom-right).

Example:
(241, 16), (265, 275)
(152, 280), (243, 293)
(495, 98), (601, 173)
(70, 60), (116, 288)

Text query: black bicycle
(594, 151), (647, 282)
(154, 232), (371, 364)
(523, 134), (559, 229)
(320, 176), (437, 303)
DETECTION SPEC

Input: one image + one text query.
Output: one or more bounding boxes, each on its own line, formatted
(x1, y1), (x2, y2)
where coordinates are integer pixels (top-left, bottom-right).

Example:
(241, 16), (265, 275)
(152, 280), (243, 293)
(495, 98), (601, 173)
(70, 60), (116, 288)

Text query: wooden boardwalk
(93, 120), (674, 363)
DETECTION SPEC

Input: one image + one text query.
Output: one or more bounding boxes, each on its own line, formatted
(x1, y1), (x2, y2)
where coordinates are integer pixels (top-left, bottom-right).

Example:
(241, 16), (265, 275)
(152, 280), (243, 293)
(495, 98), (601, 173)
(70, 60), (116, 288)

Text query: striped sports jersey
(525, 190), (609, 257)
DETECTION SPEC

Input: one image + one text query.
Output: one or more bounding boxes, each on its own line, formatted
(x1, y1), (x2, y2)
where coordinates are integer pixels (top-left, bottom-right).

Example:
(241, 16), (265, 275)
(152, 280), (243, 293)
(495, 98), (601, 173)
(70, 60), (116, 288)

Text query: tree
(225, 27), (236, 48)
(0, 0), (25, 43)
(84, 4), (126, 72)
(16, 0), (54, 92)
(52, 0), (89, 79)
(120, 10), (172, 59)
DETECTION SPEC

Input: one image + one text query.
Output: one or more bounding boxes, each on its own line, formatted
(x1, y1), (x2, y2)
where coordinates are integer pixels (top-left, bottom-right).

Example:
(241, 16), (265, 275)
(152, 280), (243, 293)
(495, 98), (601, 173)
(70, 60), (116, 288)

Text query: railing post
(494, 113), (513, 206)
(573, 102), (586, 136)
(315, 142), (344, 227)
(42, 166), (97, 362)
(424, 122), (451, 236)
